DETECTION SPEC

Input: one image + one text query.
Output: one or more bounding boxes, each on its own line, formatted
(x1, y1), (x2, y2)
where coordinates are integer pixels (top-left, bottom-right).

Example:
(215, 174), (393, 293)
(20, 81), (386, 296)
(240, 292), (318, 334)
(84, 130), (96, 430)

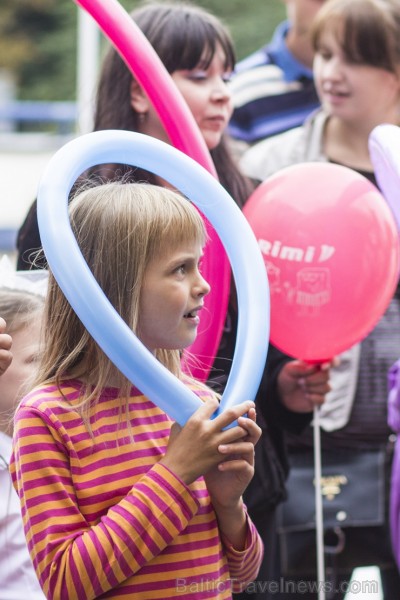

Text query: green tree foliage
(0, 0), (285, 101)
(189, 0), (286, 60)
(0, 0), (77, 100)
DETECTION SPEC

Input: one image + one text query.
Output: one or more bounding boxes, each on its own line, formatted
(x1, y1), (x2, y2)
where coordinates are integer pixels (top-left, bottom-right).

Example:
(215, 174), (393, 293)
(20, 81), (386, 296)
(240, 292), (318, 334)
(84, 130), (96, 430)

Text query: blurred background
(0, 0), (284, 262)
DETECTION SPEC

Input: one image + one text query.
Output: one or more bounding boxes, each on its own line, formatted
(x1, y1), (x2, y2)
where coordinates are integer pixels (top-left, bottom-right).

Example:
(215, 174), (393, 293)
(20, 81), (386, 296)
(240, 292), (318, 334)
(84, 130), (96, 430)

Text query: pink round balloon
(74, 0), (230, 379)
(243, 162), (400, 363)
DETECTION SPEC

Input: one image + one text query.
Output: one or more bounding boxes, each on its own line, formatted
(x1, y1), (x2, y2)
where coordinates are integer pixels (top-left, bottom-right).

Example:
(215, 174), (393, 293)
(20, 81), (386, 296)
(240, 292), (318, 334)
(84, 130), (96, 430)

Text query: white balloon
(369, 124), (400, 231)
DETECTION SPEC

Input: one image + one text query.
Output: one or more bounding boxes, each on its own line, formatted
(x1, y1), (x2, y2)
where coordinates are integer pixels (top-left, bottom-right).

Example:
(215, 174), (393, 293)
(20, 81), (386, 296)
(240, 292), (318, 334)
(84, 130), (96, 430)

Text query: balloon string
(313, 406), (326, 600)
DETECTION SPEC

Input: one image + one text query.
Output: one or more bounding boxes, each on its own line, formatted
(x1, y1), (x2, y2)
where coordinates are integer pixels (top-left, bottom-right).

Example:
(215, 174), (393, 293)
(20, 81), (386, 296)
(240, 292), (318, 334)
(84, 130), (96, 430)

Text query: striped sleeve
(222, 513), (264, 593)
(10, 405), (200, 600)
(185, 376), (264, 591)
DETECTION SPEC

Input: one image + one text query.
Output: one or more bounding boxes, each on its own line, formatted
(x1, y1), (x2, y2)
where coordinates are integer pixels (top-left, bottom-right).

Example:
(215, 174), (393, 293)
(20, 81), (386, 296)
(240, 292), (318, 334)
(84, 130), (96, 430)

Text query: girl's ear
(130, 80), (151, 114)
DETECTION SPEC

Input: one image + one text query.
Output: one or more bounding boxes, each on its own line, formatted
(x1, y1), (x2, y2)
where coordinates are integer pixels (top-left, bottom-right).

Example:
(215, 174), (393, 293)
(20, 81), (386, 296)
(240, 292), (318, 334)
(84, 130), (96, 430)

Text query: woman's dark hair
(93, 1), (254, 208)
(15, 1), (254, 272)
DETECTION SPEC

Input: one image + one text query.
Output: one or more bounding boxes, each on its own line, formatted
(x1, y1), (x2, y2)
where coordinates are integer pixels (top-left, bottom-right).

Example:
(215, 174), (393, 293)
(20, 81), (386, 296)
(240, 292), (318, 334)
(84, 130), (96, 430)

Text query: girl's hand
(278, 359), (335, 413)
(204, 407), (261, 550)
(0, 318), (12, 376)
(160, 398), (255, 485)
(204, 407), (261, 509)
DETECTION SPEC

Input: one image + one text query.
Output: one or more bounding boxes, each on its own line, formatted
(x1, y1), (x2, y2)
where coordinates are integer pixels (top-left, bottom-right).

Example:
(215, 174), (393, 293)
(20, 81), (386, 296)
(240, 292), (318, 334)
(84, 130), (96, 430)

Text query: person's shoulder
(240, 127), (304, 181)
(234, 45), (273, 75)
(15, 380), (83, 420)
(181, 373), (219, 402)
(229, 62), (288, 112)
(239, 109), (327, 180)
(230, 42), (280, 98)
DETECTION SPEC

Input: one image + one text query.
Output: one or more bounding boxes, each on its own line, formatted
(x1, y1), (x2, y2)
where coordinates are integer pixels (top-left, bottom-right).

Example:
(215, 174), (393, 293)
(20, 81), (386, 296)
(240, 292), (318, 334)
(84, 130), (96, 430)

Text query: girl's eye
(25, 353), (38, 365)
(176, 264), (186, 275)
(222, 71), (232, 83)
(316, 47), (332, 61)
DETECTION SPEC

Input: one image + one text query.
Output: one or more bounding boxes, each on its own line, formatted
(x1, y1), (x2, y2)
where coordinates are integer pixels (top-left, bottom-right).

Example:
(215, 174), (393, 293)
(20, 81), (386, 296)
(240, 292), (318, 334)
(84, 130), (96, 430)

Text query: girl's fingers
(218, 440), (255, 454)
(0, 333), (12, 350)
(237, 416), (262, 443)
(217, 425), (248, 445)
(189, 396), (220, 422)
(212, 401), (255, 430)
(218, 458), (254, 472)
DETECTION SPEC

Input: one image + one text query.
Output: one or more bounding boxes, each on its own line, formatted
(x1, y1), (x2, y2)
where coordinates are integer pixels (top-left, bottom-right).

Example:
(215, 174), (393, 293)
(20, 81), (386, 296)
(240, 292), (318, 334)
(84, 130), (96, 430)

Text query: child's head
(0, 289), (44, 435)
(38, 182), (208, 394)
(312, 0), (400, 73)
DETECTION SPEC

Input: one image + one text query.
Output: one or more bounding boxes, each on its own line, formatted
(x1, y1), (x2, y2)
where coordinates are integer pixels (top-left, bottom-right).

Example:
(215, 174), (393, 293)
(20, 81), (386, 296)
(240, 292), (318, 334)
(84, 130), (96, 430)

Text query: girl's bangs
(341, 12), (393, 70)
(161, 18), (235, 72)
(313, 2), (396, 72)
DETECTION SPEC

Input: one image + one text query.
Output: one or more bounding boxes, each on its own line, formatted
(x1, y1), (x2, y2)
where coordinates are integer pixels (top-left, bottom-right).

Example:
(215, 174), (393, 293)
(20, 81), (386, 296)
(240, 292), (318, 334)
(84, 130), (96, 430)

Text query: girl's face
(138, 240), (210, 353)
(0, 318), (41, 435)
(314, 26), (400, 127)
(133, 43), (233, 151)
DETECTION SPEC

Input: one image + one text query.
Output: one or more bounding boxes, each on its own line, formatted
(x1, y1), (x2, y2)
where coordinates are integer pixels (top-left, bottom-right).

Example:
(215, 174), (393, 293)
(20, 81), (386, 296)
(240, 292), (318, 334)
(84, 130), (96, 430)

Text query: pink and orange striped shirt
(10, 379), (263, 599)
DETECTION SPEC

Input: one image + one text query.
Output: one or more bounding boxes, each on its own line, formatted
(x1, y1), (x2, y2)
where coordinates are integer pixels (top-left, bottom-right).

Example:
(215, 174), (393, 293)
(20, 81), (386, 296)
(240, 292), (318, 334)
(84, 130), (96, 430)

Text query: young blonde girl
(11, 182), (263, 600)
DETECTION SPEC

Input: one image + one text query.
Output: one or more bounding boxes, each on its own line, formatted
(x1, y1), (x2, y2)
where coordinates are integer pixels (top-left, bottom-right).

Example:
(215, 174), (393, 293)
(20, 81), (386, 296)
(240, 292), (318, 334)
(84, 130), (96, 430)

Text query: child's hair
(312, 0), (400, 72)
(34, 182), (207, 409)
(0, 289), (44, 336)
(93, 0), (254, 208)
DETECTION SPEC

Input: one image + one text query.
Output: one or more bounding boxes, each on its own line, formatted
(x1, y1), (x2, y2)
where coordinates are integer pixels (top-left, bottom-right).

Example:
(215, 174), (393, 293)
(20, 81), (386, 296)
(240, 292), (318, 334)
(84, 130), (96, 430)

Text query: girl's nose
(195, 273), (211, 298)
(323, 57), (343, 80)
(211, 78), (231, 102)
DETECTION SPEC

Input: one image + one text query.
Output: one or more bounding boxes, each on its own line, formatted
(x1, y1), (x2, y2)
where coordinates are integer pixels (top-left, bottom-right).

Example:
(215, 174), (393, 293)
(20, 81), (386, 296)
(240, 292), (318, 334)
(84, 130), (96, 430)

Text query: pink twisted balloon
(74, 0), (231, 379)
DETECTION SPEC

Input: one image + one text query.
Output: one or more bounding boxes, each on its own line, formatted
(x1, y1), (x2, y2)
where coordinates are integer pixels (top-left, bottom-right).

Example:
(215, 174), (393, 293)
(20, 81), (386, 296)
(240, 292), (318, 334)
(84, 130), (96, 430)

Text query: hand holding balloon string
(278, 359), (337, 413)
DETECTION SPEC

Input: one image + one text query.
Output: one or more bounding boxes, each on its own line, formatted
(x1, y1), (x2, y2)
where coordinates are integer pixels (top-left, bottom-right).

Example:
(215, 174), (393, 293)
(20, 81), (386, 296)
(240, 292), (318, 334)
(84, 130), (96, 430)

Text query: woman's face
(314, 25), (400, 127)
(134, 43), (233, 151)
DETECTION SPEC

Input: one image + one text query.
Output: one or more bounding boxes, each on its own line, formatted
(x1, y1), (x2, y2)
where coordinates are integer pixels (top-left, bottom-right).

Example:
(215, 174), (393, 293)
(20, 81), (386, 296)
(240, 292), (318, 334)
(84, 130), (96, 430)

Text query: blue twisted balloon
(37, 130), (270, 425)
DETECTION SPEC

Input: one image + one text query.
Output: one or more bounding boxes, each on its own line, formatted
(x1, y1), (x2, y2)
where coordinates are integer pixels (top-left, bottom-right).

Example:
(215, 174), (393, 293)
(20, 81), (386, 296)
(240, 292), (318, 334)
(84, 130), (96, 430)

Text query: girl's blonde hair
(312, 0), (400, 73)
(34, 182), (208, 413)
